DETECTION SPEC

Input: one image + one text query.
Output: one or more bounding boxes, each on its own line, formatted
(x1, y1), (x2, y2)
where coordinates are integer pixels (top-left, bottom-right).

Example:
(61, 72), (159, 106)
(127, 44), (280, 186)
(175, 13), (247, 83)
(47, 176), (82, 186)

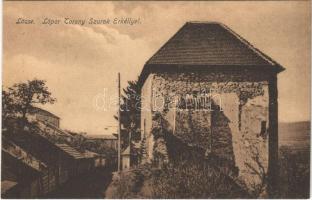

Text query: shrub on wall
(152, 160), (249, 198)
(151, 112), (169, 167)
(106, 161), (249, 199)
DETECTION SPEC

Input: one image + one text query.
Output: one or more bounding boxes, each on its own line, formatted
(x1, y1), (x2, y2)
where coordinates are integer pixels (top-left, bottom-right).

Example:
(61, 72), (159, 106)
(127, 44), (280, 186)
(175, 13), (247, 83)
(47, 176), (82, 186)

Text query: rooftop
(29, 107), (60, 119)
(56, 144), (85, 159)
(2, 138), (48, 172)
(139, 22), (284, 84)
(87, 134), (117, 140)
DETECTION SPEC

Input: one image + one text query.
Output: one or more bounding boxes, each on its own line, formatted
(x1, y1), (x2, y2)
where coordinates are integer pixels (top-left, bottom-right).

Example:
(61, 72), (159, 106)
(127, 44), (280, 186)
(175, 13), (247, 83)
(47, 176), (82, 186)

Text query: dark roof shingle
(87, 134), (117, 140)
(56, 144), (85, 159)
(139, 22), (284, 84)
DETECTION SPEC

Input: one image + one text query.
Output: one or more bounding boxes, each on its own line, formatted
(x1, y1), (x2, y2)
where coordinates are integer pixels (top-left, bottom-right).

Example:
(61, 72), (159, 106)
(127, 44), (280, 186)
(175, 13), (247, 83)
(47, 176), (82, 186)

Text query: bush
(152, 160), (249, 198)
(106, 165), (149, 198)
(106, 161), (249, 198)
(107, 112), (249, 198)
(278, 146), (310, 198)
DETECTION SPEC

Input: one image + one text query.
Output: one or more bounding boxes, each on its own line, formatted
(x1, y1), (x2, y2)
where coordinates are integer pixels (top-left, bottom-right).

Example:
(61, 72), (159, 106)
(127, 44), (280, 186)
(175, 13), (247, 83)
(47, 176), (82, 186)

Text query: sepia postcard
(2, 1), (311, 199)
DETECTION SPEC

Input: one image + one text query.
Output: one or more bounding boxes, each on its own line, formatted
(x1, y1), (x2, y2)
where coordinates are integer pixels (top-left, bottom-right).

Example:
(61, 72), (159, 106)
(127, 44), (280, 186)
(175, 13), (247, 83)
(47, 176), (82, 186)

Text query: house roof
(139, 22), (285, 84)
(56, 144), (85, 159)
(29, 107), (60, 119)
(87, 134), (117, 140)
(3, 128), (61, 166)
(2, 138), (48, 172)
(41, 121), (72, 137)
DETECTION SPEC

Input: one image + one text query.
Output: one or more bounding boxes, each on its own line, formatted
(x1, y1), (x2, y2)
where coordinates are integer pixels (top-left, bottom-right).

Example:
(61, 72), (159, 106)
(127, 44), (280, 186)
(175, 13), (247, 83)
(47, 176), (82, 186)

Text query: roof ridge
(187, 21), (224, 25)
(146, 21), (223, 65)
(31, 106), (60, 119)
(139, 21), (285, 84)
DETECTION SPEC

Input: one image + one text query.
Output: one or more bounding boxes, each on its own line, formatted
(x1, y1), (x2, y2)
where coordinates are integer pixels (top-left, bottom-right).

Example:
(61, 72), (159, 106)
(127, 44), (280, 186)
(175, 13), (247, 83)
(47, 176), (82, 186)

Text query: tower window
(259, 121), (267, 139)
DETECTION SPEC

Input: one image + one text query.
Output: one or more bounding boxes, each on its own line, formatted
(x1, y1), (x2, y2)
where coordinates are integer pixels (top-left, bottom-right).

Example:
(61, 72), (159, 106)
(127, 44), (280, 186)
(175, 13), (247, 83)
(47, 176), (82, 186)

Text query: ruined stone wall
(141, 70), (271, 189)
(140, 74), (154, 161)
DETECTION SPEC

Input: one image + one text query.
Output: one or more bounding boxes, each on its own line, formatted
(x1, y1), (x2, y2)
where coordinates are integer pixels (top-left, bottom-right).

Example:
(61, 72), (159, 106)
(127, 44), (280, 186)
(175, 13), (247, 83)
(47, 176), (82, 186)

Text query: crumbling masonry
(138, 22), (284, 192)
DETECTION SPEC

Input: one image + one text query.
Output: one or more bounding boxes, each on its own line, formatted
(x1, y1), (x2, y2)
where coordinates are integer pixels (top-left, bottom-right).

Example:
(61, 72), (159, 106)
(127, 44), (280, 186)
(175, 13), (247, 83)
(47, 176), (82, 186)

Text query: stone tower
(138, 22), (284, 192)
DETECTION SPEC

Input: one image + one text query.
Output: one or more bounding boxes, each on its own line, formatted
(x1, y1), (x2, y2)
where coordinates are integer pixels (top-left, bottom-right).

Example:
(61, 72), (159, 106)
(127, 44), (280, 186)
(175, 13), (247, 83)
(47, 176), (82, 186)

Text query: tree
(2, 79), (56, 128)
(2, 90), (14, 123)
(114, 79), (141, 150)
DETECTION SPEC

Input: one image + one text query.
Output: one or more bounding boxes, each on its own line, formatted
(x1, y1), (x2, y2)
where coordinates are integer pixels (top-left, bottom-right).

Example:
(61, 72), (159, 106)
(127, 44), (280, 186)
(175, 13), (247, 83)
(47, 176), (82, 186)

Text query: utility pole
(129, 122), (134, 146)
(117, 73), (121, 172)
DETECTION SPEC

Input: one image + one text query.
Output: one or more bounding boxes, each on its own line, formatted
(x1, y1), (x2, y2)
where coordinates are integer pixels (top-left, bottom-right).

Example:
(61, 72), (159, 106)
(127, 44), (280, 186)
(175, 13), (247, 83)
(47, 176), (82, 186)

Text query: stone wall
(140, 74), (154, 161)
(140, 70), (271, 190)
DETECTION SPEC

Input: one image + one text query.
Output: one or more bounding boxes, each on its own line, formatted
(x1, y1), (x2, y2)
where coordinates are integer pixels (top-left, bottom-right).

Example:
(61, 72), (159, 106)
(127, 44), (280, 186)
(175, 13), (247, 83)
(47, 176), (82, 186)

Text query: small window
(259, 121), (267, 139)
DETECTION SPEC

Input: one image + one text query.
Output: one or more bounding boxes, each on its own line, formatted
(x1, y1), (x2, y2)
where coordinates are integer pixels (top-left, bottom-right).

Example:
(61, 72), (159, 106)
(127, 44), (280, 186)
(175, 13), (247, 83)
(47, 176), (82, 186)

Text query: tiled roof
(3, 128), (61, 166)
(2, 139), (47, 172)
(147, 22), (283, 68)
(56, 144), (85, 159)
(87, 134), (117, 140)
(139, 22), (284, 84)
(29, 107), (60, 119)
(42, 122), (73, 137)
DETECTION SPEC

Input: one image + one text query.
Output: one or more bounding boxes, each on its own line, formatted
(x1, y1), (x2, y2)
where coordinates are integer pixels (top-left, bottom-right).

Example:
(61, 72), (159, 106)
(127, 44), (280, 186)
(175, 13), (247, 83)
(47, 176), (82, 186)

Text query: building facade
(139, 22), (284, 191)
